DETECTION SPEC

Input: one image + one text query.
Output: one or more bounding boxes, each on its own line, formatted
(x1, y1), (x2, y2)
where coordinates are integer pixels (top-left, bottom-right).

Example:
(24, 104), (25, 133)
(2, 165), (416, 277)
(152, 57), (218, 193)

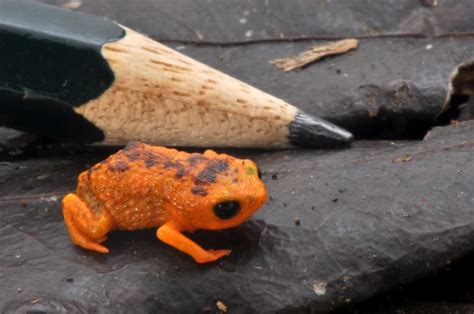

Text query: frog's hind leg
(62, 193), (114, 253)
(157, 222), (231, 263)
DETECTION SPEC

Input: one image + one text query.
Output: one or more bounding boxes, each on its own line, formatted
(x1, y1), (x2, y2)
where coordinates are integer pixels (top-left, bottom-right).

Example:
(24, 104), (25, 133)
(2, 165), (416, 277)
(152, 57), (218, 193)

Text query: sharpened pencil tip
(288, 111), (354, 148)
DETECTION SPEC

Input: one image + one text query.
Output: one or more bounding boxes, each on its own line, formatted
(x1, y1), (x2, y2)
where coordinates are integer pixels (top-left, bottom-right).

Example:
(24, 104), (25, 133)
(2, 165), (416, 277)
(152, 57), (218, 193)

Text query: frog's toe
(69, 226), (110, 253)
(197, 249), (231, 263)
(64, 211), (110, 253)
(62, 193), (112, 254)
(83, 241), (109, 254)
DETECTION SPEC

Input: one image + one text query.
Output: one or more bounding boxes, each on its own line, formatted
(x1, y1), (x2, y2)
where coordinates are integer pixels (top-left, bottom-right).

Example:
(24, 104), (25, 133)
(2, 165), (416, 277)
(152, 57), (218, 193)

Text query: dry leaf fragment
(271, 38), (358, 71)
(392, 155), (413, 163)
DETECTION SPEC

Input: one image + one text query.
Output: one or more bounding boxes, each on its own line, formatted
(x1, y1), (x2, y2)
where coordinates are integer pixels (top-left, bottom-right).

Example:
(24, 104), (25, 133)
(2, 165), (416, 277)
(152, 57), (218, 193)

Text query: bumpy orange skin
(62, 142), (268, 263)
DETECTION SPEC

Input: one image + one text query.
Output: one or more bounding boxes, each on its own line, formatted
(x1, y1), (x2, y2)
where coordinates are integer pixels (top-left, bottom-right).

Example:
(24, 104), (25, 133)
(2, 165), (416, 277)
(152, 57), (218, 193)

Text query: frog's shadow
(85, 219), (267, 270)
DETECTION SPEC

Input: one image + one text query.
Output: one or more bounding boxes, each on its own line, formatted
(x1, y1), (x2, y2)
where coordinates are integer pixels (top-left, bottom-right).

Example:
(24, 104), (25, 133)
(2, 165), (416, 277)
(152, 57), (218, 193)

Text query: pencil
(0, 0), (353, 148)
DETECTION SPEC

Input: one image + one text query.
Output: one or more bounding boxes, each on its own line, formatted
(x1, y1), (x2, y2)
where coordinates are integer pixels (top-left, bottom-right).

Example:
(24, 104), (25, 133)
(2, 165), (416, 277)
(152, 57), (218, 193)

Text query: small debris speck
(17, 288), (22, 293)
(271, 174), (278, 180)
(30, 299), (40, 304)
(332, 198), (338, 203)
(216, 300), (227, 312)
(62, 1), (82, 9)
(425, 44), (433, 50)
(245, 30), (253, 38)
(195, 31), (204, 41)
(342, 274), (351, 282)
(421, 0), (438, 7)
(313, 281), (327, 296)
(239, 18), (247, 24)
(294, 218), (300, 225)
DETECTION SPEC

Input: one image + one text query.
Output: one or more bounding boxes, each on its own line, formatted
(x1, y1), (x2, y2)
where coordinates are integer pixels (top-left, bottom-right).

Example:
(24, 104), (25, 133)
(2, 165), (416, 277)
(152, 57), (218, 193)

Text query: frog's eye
(213, 200), (241, 220)
(257, 167), (262, 180)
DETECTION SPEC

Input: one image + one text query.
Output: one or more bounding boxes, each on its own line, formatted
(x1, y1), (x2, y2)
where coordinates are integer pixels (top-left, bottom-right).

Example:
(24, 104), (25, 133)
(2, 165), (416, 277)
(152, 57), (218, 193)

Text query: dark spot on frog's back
(123, 142), (147, 161)
(164, 161), (186, 179)
(124, 141), (142, 151)
(196, 159), (229, 184)
(125, 150), (140, 161)
(175, 168), (185, 179)
(145, 158), (156, 168)
(191, 186), (208, 196)
(187, 154), (208, 166)
(210, 159), (229, 172)
(108, 159), (129, 172)
(143, 150), (165, 167)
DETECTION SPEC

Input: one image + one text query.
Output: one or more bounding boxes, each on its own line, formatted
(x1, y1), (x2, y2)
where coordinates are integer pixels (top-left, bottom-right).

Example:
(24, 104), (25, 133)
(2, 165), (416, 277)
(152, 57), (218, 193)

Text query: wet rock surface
(39, 0), (474, 42)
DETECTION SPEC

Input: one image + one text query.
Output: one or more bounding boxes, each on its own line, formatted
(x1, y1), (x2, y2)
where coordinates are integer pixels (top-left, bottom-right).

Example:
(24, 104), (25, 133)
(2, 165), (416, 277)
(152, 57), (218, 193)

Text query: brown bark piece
(271, 38), (359, 71)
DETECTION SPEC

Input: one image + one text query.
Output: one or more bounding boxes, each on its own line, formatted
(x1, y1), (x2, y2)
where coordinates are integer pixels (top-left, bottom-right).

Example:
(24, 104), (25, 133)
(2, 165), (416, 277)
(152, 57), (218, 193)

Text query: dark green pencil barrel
(0, 0), (124, 142)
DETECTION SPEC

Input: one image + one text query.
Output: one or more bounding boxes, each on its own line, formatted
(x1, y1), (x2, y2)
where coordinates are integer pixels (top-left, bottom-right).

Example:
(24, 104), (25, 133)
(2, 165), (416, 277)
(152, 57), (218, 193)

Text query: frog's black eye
(257, 167), (262, 180)
(213, 201), (241, 220)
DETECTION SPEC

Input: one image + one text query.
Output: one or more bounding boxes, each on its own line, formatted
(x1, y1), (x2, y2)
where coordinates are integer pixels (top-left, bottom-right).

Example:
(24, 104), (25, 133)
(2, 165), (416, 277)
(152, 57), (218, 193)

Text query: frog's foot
(62, 193), (114, 254)
(157, 222), (231, 263)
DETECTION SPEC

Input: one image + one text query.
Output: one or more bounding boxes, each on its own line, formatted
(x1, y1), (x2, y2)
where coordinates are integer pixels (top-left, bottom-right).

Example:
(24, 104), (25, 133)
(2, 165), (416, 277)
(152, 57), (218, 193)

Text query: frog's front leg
(62, 193), (114, 253)
(157, 222), (231, 263)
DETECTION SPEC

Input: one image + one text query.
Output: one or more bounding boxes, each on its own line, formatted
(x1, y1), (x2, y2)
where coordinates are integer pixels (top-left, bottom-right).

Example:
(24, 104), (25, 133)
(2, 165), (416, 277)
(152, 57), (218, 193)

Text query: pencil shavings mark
(392, 154), (413, 163)
(271, 38), (358, 71)
(312, 280), (327, 296)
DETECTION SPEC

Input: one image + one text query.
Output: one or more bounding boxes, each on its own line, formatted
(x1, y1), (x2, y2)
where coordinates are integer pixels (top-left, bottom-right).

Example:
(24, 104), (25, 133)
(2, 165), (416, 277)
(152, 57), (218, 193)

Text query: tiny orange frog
(62, 142), (268, 263)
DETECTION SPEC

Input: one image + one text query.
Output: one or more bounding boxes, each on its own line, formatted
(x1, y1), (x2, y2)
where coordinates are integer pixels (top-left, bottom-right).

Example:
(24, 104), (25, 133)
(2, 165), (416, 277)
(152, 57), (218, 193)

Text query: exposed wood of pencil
(75, 27), (298, 148)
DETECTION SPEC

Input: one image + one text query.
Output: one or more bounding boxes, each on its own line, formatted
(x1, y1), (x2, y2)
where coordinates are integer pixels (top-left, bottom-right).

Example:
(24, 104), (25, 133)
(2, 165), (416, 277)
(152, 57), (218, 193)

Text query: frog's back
(77, 142), (191, 230)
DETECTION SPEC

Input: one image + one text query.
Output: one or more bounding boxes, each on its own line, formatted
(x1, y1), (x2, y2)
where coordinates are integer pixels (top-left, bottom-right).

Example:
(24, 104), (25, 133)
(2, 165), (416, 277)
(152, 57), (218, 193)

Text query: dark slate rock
(350, 250), (474, 313)
(1, 121), (474, 312)
(40, 0), (474, 42)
